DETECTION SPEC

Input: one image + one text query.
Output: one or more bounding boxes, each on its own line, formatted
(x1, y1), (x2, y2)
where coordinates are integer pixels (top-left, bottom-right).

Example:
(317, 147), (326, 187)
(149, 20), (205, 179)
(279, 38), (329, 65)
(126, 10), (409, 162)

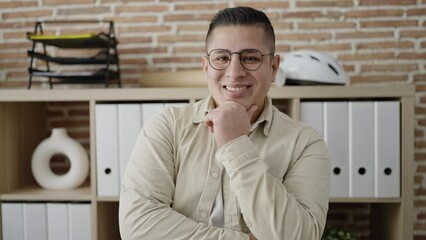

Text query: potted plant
(321, 226), (359, 240)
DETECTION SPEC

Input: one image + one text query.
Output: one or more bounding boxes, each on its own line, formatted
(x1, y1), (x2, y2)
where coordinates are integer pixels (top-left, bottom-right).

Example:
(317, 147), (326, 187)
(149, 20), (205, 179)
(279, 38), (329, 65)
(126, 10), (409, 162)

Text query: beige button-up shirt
(119, 96), (330, 240)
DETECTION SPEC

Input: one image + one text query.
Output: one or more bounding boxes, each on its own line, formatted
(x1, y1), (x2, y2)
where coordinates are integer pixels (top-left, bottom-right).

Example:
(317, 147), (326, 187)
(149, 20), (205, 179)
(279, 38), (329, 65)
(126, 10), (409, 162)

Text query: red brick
(119, 47), (168, 55)
(174, 47), (205, 54)
(115, 5), (168, 13)
(43, 0), (93, 4)
(356, 41), (414, 50)
(350, 75), (407, 83)
(164, 14), (213, 22)
(293, 43), (352, 51)
(119, 58), (148, 65)
(398, 52), (426, 60)
(174, 3), (229, 11)
(407, 8), (426, 16)
(177, 24), (209, 33)
(360, 20), (418, 28)
(113, 16), (158, 23)
(359, 0), (416, 6)
(401, 30), (426, 38)
(345, 9), (404, 18)
(416, 153), (426, 161)
(296, 0), (353, 7)
(57, 7), (111, 16)
(276, 33), (331, 41)
(361, 63), (418, 72)
(298, 21), (355, 29)
(158, 34), (205, 43)
(336, 31), (393, 39)
(119, 26), (172, 34)
(338, 52), (395, 61)
(0, 1), (38, 9)
(237, 2), (290, 9)
(153, 57), (200, 64)
(414, 74), (426, 82)
(2, 9), (53, 19)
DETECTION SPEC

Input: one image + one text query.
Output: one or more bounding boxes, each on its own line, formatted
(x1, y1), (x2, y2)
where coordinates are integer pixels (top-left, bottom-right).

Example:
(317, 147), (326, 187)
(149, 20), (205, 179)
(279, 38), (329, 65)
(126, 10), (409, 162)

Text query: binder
(141, 103), (165, 125)
(47, 203), (69, 240)
(300, 101), (324, 136)
(95, 104), (120, 197)
(118, 104), (142, 185)
(324, 101), (349, 197)
(349, 102), (374, 197)
(23, 203), (47, 240)
(2, 203), (24, 240)
(68, 203), (91, 240)
(374, 101), (400, 198)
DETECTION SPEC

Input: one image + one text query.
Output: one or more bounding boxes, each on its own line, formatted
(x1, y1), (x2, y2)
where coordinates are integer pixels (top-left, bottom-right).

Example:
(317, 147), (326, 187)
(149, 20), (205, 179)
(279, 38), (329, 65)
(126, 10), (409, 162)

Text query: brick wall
(1, 0), (425, 239)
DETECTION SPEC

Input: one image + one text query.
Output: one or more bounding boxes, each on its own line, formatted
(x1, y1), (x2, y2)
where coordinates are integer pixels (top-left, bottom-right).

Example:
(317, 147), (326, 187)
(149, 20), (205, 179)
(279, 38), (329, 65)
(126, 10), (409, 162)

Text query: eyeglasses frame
(206, 48), (275, 71)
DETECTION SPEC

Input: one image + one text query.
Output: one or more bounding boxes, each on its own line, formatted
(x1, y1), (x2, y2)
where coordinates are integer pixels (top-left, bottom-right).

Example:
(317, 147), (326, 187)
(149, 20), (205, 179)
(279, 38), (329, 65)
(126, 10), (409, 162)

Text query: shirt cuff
(215, 136), (258, 174)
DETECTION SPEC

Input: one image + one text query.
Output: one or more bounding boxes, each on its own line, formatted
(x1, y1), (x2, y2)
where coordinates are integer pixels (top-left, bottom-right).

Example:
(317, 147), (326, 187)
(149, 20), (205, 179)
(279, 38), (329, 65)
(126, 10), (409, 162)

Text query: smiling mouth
(224, 85), (251, 92)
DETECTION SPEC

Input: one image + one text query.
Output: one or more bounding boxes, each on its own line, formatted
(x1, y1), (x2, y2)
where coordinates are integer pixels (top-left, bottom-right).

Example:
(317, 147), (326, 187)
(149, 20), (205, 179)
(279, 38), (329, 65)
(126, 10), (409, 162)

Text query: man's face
(202, 25), (280, 113)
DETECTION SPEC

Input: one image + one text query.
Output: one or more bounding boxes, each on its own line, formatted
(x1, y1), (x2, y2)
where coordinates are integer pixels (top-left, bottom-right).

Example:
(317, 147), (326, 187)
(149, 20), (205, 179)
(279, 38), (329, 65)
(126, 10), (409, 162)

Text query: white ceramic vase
(31, 128), (89, 190)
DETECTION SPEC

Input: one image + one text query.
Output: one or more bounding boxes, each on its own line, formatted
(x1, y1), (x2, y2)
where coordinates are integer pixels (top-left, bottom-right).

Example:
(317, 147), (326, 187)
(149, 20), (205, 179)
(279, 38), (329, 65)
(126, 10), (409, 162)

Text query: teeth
(226, 86), (248, 92)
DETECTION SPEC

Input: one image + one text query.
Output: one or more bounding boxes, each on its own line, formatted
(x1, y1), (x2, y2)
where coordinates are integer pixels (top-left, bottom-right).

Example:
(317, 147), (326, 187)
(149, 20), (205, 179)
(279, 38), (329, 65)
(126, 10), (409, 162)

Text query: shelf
(0, 184), (91, 202)
(27, 50), (118, 65)
(27, 32), (117, 48)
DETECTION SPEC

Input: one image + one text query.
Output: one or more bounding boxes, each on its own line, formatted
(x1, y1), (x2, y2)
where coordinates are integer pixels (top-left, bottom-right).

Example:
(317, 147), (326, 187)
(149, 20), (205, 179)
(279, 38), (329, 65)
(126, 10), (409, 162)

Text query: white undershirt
(209, 180), (224, 227)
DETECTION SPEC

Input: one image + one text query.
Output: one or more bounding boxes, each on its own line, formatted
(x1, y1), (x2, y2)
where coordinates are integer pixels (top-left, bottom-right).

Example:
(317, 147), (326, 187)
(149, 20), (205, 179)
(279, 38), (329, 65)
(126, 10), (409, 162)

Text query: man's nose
(226, 54), (246, 79)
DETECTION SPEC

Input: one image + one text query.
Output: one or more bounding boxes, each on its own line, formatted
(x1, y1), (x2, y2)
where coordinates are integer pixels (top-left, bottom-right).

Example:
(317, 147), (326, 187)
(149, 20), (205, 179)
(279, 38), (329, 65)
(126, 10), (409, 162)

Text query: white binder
(349, 102), (374, 197)
(374, 101), (400, 198)
(325, 101), (349, 197)
(47, 203), (69, 240)
(141, 103), (165, 125)
(96, 104), (120, 197)
(23, 203), (47, 240)
(300, 101), (324, 136)
(68, 203), (91, 240)
(118, 104), (142, 185)
(2, 203), (24, 240)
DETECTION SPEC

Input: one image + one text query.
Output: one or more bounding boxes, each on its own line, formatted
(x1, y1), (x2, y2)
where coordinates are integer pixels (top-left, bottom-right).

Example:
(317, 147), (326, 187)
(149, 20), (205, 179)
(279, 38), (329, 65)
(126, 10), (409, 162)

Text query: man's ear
(202, 56), (209, 73)
(271, 54), (280, 82)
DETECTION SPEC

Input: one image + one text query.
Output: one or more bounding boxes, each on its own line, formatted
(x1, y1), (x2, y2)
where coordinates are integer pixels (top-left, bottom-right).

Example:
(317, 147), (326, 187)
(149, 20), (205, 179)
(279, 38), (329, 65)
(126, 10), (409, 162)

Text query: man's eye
(215, 55), (230, 62)
(241, 56), (261, 63)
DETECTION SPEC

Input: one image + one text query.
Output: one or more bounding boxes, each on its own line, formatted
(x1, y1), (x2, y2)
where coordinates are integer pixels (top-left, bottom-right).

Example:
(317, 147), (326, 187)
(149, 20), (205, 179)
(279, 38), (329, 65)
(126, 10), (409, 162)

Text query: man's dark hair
(205, 6), (276, 53)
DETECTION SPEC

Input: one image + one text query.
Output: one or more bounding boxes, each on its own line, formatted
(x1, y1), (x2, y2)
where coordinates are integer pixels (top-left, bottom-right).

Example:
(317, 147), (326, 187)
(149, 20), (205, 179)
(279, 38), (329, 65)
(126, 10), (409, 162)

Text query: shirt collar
(193, 96), (273, 136)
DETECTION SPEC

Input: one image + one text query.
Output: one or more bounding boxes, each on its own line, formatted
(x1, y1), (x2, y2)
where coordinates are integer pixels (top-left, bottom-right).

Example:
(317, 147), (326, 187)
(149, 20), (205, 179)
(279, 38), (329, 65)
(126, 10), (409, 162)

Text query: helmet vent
(294, 54), (302, 57)
(328, 63), (339, 75)
(310, 55), (320, 61)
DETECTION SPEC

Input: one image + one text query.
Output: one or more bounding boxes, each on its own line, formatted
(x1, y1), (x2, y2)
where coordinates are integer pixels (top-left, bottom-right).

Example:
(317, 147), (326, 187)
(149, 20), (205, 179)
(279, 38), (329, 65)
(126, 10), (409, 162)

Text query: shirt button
(211, 172), (219, 178)
(200, 211), (208, 218)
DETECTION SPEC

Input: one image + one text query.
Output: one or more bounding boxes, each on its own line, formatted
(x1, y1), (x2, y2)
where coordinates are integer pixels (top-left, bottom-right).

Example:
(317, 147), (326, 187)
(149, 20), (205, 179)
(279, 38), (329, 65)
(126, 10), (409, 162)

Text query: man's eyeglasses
(206, 49), (274, 71)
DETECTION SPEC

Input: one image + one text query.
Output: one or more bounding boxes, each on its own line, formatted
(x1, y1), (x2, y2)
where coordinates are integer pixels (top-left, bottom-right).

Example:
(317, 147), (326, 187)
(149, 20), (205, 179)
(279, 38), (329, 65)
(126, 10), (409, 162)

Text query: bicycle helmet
(275, 50), (347, 86)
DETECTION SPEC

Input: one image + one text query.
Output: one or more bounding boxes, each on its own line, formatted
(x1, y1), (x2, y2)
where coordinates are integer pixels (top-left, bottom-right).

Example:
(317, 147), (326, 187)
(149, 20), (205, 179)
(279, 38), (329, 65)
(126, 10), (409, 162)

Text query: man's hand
(249, 233), (257, 240)
(203, 101), (257, 148)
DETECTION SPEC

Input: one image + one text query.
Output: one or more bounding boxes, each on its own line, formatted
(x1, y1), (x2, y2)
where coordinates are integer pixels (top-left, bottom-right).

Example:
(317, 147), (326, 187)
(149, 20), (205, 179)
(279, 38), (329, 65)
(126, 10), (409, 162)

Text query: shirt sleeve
(215, 127), (330, 240)
(118, 110), (249, 240)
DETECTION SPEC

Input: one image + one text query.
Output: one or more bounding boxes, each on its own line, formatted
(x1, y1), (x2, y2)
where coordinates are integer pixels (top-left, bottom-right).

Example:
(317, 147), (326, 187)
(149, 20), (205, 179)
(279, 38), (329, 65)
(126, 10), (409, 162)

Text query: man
(119, 6), (329, 240)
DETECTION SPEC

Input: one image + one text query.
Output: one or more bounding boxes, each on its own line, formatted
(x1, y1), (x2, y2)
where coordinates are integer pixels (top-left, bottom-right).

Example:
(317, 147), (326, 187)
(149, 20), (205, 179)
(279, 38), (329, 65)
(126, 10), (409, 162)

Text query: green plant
(321, 226), (359, 240)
